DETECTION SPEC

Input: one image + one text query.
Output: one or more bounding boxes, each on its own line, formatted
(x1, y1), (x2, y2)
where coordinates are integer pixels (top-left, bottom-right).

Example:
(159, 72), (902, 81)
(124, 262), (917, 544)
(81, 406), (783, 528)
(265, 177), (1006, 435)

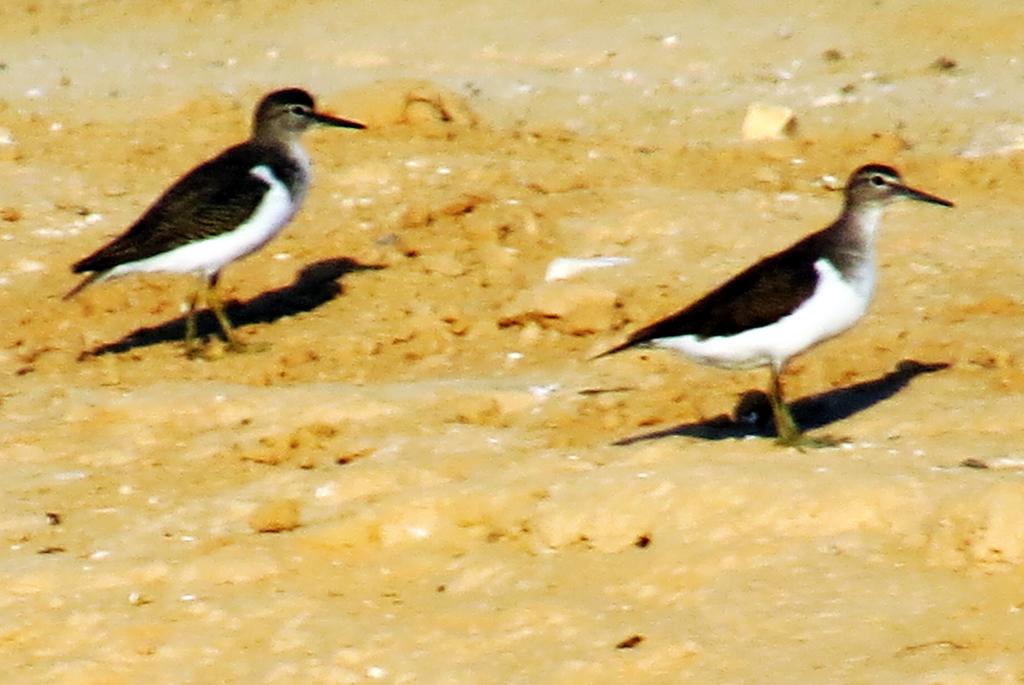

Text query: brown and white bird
(596, 164), (953, 446)
(65, 87), (365, 357)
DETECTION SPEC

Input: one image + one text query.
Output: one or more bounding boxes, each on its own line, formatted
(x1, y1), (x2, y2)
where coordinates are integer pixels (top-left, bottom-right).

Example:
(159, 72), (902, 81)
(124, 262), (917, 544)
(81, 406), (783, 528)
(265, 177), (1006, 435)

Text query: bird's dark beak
(312, 112), (366, 130)
(898, 184), (954, 208)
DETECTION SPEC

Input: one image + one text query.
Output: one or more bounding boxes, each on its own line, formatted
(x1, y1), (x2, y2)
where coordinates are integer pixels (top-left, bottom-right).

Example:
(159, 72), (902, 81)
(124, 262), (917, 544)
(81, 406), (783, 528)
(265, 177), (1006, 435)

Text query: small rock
(817, 174), (843, 191)
(962, 456), (1024, 471)
(616, 634), (645, 649)
(822, 48), (844, 63)
(742, 103), (798, 140)
(249, 499), (301, 533)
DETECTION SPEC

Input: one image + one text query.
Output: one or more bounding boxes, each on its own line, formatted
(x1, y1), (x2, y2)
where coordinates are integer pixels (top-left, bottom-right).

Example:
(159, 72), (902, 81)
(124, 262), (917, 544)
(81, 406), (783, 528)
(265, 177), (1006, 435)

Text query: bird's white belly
(107, 165), (296, 279)
(652, 259), (871, 370)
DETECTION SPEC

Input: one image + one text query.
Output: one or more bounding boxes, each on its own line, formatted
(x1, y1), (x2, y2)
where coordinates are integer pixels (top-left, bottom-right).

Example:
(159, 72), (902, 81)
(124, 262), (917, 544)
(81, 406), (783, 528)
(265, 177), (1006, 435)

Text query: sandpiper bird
(596, 164), (953, 446)
(65, 87), (365, 357)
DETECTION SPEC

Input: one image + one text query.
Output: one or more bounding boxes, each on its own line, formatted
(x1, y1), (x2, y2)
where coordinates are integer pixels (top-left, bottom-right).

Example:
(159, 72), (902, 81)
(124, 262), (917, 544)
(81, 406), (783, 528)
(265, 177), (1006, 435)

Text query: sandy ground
(2, 1), (1024, 682)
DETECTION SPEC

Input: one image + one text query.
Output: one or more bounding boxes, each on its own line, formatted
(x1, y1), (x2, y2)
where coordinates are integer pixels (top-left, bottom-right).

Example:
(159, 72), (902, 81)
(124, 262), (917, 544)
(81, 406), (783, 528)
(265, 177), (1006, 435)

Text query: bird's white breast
(651, 259), (871, 370)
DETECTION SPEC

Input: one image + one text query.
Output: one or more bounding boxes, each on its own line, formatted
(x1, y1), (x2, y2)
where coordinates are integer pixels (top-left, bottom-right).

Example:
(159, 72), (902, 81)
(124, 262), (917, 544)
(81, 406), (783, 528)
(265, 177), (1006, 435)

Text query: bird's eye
(288, 104), (308, 115)
(870, 175), (885, 186)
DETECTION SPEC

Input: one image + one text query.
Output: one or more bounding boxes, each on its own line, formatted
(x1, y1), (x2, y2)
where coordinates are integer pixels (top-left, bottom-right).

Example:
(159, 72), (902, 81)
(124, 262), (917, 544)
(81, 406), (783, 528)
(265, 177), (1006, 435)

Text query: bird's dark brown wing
(598, 232), (827, 356)
(72, 144), (283, 274)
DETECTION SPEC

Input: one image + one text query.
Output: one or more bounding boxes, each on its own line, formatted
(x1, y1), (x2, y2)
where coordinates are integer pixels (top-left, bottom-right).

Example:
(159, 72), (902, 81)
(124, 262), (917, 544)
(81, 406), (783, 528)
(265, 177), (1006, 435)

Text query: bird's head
(253, 88), (365, 140)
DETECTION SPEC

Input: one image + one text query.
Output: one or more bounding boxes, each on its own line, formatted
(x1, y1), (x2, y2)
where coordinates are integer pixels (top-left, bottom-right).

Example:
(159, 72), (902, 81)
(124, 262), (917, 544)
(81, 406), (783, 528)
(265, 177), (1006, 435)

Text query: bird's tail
(589, 338), (645, 361)
(63, 272), (102, 301)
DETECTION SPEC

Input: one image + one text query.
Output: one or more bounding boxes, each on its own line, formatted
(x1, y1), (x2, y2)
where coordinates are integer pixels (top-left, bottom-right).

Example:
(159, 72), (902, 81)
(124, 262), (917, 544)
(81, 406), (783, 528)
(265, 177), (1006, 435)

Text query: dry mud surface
(2, 1), (1024, 683)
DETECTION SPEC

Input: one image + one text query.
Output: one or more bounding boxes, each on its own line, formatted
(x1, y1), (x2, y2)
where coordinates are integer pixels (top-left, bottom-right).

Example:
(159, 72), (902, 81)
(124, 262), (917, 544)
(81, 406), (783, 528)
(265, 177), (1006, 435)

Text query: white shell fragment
(544, 256), (632, 282)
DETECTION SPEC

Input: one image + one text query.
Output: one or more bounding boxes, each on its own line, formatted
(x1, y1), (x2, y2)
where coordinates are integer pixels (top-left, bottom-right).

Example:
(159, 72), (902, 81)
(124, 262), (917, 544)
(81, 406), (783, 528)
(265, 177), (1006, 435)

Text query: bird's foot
(226, 339), (270, 354)
(775, 432), (850, 450)
(184, 340), (204, 360)
(182, 337), (268, 360)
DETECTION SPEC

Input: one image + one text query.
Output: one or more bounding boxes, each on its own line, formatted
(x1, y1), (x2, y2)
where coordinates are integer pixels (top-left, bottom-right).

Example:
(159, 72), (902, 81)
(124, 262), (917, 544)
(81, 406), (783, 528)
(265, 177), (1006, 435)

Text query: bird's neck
(284, 139), (311, 177)
(827, 202), (884, 298)
(839, 201), (884, 246)
(250, 129), (311, 173)
(252, 124), (296, 146)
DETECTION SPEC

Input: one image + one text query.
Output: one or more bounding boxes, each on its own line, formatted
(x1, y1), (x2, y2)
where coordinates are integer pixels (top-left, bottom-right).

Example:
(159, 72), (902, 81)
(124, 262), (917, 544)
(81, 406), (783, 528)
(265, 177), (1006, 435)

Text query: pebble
(249, 499), (301, 533)
(741, 103), (797, 140)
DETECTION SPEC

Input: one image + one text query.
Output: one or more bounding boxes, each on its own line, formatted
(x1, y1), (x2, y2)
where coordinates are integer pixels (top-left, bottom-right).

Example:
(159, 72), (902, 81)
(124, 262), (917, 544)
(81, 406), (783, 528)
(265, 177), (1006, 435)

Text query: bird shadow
(612, 359), (950, 446)
(84, 257), (383, 357)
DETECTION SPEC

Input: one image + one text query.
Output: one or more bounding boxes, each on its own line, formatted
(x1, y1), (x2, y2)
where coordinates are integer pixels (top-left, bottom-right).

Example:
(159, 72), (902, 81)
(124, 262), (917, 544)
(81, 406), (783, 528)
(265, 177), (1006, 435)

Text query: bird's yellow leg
(184, 286), (203, 359)
(203, 274), (244, 352)
(768, 365), (803, 446)
(205, 273), (267, 354)
(768, 366), (845, 449)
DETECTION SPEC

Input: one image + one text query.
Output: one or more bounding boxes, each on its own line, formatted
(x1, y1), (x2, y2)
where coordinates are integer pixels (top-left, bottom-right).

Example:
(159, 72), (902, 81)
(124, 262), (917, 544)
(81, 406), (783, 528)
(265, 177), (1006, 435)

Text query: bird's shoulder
(123, 143), (291, 235)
